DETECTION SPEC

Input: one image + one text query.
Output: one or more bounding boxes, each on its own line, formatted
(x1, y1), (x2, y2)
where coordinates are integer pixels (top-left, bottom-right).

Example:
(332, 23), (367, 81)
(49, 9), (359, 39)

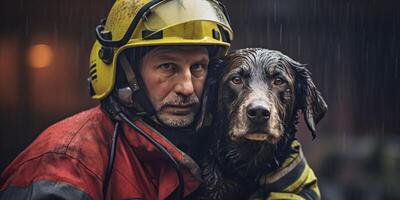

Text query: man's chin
(156, 113), (195, 128)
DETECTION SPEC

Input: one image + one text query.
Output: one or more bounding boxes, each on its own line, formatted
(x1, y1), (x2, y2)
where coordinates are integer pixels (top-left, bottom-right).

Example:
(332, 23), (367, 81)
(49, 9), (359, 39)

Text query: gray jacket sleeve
(0, 180), (92, 200)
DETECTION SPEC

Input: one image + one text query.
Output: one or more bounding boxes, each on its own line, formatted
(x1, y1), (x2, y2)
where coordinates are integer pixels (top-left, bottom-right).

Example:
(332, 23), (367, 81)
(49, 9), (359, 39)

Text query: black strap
(119, 54), (140, 92)
(118, 51), (156, 116)
(100, 97), (184, 200)
(102, 121), (121, 199)
(119, 113), (185, 200)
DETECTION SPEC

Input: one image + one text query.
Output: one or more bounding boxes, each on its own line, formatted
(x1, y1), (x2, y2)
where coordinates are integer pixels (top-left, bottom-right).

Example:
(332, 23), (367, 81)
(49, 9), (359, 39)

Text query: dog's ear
(195, 58), (226, 130)
(293, 63), (328, 139)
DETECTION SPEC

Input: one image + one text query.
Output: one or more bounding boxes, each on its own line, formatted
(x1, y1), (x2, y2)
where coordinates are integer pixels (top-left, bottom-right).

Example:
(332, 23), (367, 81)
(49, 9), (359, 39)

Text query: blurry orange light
(28, 44), (53, 68)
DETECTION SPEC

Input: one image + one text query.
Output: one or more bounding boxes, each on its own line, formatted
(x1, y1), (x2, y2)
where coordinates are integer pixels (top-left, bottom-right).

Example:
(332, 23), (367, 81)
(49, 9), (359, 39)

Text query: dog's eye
(273, 77), (284, 85)
(231, 76), (243, 84)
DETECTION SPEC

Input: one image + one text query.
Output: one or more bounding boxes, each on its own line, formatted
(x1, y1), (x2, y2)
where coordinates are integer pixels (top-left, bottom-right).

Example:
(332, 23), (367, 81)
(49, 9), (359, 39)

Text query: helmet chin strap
(118, 52), (156, 115)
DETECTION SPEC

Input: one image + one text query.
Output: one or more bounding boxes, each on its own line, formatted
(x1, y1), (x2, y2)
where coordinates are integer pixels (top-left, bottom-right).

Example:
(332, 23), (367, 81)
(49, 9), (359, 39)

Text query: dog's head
(218, 48), (327, 144)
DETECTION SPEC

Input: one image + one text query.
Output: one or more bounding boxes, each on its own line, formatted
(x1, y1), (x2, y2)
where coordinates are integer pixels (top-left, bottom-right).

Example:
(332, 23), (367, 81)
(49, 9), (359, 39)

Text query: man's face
(140, 46), (209, 128)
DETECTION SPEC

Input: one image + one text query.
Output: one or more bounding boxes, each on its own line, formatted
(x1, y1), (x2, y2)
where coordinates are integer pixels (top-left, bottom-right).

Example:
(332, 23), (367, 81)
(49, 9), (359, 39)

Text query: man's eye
(273, 77), (284, 85)
(191, 64), (204, 71)
(191, 64), (207, 77)
(231, 76), (243, 85)
(159, 63), (174, 71)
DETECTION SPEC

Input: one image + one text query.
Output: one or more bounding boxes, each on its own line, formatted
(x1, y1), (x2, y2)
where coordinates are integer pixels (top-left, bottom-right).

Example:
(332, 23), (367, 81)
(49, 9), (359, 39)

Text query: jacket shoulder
(31, 106), (113, 155)
(2, 106), (114, 183)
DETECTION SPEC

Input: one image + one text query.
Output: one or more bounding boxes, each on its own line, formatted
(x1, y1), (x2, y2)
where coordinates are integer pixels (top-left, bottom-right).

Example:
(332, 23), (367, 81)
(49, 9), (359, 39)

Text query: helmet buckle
(117, 87), (134, 106)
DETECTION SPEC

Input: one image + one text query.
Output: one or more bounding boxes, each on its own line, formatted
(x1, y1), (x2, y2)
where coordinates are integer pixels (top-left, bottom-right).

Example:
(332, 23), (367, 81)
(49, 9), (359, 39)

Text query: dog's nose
(247, 103), (270, 123)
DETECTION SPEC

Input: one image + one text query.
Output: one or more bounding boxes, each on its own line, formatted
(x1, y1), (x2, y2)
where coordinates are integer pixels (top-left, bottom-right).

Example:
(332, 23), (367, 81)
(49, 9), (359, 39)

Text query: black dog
(196, 48), (327, 199)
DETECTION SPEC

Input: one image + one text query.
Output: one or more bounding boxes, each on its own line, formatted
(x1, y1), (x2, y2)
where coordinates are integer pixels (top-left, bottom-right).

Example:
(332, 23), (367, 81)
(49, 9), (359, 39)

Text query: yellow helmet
(89, 0), (234, 100)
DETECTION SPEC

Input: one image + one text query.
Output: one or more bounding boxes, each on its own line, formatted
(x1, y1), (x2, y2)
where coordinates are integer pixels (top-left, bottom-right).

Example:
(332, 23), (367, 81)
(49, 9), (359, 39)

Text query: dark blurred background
(0, 0), (399, 199)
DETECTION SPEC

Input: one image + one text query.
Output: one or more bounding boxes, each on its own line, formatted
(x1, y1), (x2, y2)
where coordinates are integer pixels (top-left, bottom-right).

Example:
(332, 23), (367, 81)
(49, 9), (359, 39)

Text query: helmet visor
(96, 0), (232, 47)
(143, 0), (232, 35)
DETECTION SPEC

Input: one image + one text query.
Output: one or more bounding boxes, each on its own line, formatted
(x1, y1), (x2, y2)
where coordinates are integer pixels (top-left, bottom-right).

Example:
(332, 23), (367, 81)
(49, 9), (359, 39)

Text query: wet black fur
(194, 48), (327, 200)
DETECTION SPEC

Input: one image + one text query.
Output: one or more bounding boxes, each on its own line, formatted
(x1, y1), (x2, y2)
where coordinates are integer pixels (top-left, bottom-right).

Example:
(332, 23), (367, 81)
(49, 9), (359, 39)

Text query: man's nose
(174, 68), (195, 96)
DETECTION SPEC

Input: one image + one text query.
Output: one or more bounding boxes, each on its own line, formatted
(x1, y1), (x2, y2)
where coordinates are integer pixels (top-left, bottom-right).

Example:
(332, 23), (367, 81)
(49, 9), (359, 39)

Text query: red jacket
(0, 107), (201, 200)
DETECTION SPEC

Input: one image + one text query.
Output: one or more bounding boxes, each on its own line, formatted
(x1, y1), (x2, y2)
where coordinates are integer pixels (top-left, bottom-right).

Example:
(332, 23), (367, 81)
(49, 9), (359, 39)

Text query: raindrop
(395, 56), (398, 79)
(24, 16), (29, 36)
(279, 24), (282, 45)
(297, 35), (301, 57)
(273, 0), (277, 22)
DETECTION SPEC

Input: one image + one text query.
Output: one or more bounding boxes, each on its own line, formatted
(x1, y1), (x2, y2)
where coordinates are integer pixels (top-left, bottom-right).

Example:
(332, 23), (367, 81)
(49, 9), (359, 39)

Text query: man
(0, 0), (319, 199)
(1, 0), (233, 199)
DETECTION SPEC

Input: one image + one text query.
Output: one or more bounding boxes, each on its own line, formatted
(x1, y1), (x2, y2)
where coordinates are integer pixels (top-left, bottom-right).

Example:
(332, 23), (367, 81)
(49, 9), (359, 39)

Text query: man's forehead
(140, 45), (210, 65)
(149, 45), (209, 55)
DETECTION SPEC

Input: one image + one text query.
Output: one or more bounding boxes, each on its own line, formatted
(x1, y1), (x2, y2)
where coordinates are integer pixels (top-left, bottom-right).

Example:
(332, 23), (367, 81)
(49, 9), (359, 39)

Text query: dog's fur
(196, 48), (327, 199)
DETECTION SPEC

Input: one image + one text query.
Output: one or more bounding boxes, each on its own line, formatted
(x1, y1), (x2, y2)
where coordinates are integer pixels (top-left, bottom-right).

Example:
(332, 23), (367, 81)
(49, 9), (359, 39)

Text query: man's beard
(155, 93), (200, 128)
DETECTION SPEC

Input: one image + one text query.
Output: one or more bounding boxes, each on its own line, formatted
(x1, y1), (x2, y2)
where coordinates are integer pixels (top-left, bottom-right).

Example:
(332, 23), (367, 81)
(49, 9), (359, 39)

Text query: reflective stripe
(299, 187), (319, 200)
(0, 180), (91, 200)
(262, 151), (304, 184)
(257, 140), (321, 200)
(298, 169), (320, 200)
(283, 164), (311, 192)
(261, 155), (307, 192)
(267, 192), (305, 200)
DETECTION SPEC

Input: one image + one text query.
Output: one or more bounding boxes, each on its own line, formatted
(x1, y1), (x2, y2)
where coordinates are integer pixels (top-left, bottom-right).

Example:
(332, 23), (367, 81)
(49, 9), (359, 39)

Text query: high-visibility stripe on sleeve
(299, 187), (320, 200)
(297, 166), (320, 200)
(267, 192), (305, 200)
(283, 164), (320, 199)
(261, 155), (307, 192)
(264, 165), (320, 200)
(258, 140), (321, 200)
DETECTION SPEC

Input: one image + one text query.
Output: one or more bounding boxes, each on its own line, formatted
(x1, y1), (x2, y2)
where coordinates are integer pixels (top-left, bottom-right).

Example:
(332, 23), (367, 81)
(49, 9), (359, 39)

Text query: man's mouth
(162, 104), (196, 115)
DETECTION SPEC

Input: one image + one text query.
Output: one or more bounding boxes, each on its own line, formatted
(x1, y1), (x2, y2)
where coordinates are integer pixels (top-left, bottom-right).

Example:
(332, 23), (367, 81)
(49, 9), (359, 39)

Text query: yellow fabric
(267, 193), (305, 200)
(259, 141), (303, 185)
(250, 140), (321, 200)
(283, 165), (317, 193)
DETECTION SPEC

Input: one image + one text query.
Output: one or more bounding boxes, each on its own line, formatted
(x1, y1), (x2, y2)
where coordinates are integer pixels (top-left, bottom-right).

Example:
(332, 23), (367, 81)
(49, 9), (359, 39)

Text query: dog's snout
(246, 103), (270, 123)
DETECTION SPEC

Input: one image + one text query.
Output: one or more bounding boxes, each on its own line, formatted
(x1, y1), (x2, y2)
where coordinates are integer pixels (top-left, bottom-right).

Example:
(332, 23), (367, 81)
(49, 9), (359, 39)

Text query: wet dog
(197, 48), (327, 199)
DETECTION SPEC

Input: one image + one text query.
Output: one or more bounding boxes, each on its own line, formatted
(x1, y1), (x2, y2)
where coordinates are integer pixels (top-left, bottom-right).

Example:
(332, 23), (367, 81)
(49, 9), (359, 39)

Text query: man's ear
(293, 63), (328, 139)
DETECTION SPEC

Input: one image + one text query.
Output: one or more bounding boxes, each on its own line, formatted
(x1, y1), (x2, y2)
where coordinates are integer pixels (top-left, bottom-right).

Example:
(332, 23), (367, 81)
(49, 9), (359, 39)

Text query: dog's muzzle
(242, 100), (270, 142)
(241, 98), (283, 143)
